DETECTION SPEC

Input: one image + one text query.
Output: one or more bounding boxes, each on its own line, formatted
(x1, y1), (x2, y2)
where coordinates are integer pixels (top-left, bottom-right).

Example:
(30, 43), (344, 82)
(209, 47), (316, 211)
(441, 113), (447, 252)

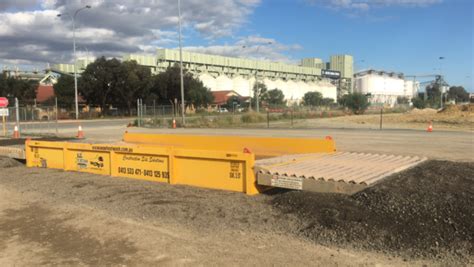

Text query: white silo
(199, 73), (217, 91)
(286, 80), (298, 100)
(319, 81), (337, 101)
(246, 77), (256, 97)
(215, 75), (233, 91)
(307, 81), (318, 94)
(232, 76), (249, 97)
(296, 81), (308, 100)
(263, 78), (277, 91)
(275, 79), (290, 100)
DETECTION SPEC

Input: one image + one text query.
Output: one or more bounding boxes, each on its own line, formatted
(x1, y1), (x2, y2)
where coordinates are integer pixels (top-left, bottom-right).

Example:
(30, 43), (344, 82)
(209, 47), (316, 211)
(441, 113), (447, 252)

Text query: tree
(80, 57), (123, 114)
(447, 86), (469, 103)
(251, 82), (267, 108)
(114, 60), (152, 114)
(339, 93), (370, 114)
(225, 95), (241, 111)
(150, 65), (213, 110)
(53, 74), (75, 108)
(397, 96), (410, 105)
(0, 73), (37, 103)
(303, 91), (323, 106)
(411, 97), (426, 109)
(262, 89), (285, 107)
(425, 83), (441, 107)
(321, 98), (334, 106)
(0, 72), (7, 97)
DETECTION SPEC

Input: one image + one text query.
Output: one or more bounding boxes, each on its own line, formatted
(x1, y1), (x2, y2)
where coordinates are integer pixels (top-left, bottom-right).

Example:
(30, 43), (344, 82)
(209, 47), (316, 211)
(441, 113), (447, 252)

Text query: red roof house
(212, 90), (243, 106)
(36, 85), (55, 103)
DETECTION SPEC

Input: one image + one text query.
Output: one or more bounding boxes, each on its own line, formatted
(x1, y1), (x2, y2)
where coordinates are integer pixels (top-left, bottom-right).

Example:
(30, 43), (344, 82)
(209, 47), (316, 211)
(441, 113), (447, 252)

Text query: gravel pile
(272, 160), (474, 260)
(0, 157), (23, 168)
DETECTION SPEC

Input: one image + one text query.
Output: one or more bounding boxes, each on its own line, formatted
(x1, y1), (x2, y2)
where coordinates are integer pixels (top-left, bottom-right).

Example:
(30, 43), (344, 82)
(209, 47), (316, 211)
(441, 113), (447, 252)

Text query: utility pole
(178, 0), (185, 125)
(57, 5), (91, 120)
(439, 57), (445, 109)
(242, 42), (272, 113)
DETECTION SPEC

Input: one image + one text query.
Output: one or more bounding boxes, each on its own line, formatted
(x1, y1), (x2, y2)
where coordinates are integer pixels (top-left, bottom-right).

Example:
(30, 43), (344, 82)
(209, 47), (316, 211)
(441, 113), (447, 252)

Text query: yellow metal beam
(123, 132), (336, 157)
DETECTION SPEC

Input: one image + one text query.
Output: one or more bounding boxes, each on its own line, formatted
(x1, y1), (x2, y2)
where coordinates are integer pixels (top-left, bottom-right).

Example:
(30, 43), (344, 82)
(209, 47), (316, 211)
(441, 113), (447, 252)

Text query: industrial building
(353, 70), (419, 106)
(53, 49), (355, 105)
(300, 55), (353, 94)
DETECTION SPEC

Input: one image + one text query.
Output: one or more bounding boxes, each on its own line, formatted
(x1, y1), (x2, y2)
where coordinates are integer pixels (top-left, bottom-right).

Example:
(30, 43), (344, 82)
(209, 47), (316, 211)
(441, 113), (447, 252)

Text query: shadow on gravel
(0, 157), (23, 168)
(271, 160), (474, 261)
(0, 204), (138, 265)
(0, 137), (74, 147)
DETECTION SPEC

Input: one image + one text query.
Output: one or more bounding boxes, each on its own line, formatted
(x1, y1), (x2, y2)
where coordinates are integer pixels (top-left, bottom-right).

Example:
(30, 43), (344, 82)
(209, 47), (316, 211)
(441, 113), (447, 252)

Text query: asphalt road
(4, 117), (472, 161)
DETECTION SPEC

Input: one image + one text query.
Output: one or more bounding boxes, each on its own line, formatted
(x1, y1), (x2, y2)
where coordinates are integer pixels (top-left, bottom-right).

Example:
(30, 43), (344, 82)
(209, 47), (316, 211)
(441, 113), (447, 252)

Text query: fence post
(137, 99), (141, 127)
(379, 107), (383, 130)
(46, 107), (50, 133)
(15, 98), (20, 134)
(291, 110), (294, 127)
(55, 97), (59, 135)
(267, 111), (270, 128)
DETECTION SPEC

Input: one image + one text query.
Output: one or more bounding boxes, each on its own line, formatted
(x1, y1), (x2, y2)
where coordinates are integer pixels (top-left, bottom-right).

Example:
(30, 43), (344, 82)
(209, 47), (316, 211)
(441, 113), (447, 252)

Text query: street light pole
(58, 5), (91, 120)
(178, 0), (185, 125)
(242, 42), (272, 113)
(439, 56), (445, 109)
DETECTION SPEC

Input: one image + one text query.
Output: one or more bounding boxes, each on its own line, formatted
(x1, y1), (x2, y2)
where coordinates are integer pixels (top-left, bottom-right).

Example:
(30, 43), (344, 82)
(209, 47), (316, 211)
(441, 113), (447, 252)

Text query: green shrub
(339, 93), (370, 114)
(411, 97), (426, 109)
(241, 113), (266, 123)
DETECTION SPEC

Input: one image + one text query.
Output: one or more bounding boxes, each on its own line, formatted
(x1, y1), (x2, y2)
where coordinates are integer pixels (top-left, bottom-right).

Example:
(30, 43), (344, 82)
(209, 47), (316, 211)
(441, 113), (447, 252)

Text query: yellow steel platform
(25, 133), (427, 195)
(26, 133), (336, 195)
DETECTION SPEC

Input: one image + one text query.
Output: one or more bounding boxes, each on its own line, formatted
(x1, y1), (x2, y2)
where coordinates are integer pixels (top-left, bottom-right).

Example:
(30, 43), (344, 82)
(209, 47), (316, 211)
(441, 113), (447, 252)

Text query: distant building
(54, 49), (353, 104)
(300, 58), (325, 69)
(211, 90), (242, 106)
(330, 55), (353, 95)
(353, 69), (419, 107)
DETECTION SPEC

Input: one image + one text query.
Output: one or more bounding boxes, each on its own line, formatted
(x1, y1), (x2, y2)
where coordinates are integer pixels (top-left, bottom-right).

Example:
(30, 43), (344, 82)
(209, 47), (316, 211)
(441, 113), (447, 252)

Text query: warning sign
(0, 108), (8, 116)
(270, 175), (303, 190)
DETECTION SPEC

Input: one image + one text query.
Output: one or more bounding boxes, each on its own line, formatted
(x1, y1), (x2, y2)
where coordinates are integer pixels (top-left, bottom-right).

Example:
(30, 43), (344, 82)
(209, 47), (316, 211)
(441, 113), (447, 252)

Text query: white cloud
(0, 0), (263, 66)
(184, 35), (303, 64)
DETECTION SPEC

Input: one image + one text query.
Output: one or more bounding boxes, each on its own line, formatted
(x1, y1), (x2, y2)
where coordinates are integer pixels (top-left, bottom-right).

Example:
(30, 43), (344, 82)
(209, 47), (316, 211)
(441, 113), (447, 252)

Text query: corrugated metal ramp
(256, 152), (427, 194)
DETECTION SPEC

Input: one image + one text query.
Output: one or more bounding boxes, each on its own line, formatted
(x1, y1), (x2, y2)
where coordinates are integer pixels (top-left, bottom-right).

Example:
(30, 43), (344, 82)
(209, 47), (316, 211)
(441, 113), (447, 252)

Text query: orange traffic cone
(172, 119), (176, 129)
(77, 125), (85, 138)
(13, 125), (20, 139)
(427, 121), (433, 132)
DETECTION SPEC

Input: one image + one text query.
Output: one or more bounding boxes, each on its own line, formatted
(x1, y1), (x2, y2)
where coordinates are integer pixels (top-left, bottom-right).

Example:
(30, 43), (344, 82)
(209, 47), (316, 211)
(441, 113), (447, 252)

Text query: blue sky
(222, 0), (472, 90)
(0, 0), (472, 91)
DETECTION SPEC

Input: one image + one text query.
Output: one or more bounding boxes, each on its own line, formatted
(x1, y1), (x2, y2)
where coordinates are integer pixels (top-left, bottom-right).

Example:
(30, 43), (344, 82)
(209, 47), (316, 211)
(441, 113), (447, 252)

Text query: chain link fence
(0, 97), (414, 137)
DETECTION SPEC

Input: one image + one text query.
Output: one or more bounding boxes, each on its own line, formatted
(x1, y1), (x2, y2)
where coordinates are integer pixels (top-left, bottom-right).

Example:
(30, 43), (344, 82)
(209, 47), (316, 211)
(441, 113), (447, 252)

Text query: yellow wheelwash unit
(25, 133), (427, 195)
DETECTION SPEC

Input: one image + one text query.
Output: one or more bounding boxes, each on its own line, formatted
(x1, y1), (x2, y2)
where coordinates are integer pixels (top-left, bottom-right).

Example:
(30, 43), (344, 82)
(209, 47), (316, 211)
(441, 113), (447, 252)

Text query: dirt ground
(295, 104), (474, 131)
(0, 157), (472, 265)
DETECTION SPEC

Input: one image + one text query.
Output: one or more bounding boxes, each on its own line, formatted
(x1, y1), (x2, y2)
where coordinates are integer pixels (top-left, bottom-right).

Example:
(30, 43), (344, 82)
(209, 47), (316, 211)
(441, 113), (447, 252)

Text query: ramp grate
(256, 152), (427, 194)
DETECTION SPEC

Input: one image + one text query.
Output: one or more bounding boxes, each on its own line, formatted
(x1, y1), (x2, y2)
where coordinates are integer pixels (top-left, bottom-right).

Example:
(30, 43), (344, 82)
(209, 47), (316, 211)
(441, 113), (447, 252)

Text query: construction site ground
(292, 105), (474, 132)
(0, 121), (473, 265)
(0, 157), (472, 266)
